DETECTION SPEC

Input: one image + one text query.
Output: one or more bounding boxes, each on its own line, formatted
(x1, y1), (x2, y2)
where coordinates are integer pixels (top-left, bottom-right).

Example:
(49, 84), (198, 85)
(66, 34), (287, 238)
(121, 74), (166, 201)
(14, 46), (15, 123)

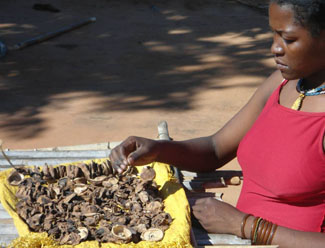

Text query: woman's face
(269, 2), (325, 80)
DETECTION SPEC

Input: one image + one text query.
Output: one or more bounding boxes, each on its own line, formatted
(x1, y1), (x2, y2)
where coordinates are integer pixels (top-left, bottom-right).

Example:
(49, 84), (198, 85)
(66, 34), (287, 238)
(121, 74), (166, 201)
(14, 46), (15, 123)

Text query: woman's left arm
(192, 197), (325, 248)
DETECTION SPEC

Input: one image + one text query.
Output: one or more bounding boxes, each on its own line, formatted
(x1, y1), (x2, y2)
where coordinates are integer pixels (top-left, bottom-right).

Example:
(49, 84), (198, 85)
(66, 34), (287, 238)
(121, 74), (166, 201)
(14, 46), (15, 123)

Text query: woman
(109, 0), (325, 247)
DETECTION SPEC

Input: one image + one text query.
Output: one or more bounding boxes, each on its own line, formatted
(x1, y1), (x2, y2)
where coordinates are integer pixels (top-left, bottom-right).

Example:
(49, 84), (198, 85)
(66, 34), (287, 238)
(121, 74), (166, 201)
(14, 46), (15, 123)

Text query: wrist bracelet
(256, 219), (266, 244)
(258, 220), (270, 245)
(267, 224), (278, 245)
(250, 217), (259, 240)
(263, 222), (273, 245)
(241, 214), (252, 239)
(252, 217), (263, 244)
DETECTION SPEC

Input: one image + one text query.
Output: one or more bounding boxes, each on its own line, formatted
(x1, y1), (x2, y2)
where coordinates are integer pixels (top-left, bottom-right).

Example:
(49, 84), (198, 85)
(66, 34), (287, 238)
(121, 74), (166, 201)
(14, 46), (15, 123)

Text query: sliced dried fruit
(7, 170), (24, 186)
(111, 225), (132, 242)
(74, 184), (88, 195)
(88, 175), (108, 186)
(140, 166), (156, 181)
(11, 160), (171, 245)
(140, 228), (164, 241)
(102, 177), (118, 187)
(78, 227), (89, 241)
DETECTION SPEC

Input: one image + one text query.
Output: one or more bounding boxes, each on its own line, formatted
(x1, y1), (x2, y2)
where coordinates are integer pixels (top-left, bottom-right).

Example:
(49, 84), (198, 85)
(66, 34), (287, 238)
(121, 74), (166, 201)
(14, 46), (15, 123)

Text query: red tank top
(236, 79), (325, 232)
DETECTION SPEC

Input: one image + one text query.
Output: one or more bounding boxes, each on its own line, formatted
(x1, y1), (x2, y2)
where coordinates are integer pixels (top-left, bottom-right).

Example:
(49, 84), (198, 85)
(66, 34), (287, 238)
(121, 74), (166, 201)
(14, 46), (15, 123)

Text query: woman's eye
(283, 38), (295, 44)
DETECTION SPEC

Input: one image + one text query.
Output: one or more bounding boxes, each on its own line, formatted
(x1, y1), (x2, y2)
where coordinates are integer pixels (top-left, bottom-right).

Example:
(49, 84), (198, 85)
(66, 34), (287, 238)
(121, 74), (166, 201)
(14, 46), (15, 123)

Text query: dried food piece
(11, 160), (172, 245)
(26, 213), (44, 231)
(74, 184), (88, 196)
(82, 204), (98, 213)
(84, 216), (98, 226)
(90, 161), (97, 178)
(78, 227), (89, 241)
(60, 232), (81, 245)
(131, 202), (142, 212)
(140, 228), (164, 241)
(151, 213), (171, 229)
(30, 166), (42, 179)
(111, 225), (132, 243)
(101, 160), (112, 175)
(138, 191), (149, 204)
(54, 167), (61, 179)
(135, 182), (145, 194)
(88, 175), (108, 186)
(49, 184), (61, 197)
(15, 201), (30, 220)
(124, 201), (133, 210)
(42, 164), (51, 180)
(134, 223), (147, 233)
(120, 165), (134, 176)
(95, 226), (114, 242)
(66, 165), (74, 179)
(16, 186), (32, 201)
(140, 166), (156, 181)
(62, 193), (76, 204)
(114, 216), (128, 225)
(146, 200), (163, 213)
(49, 166), (56, 180)
(37, 195), (52, 205)
(48, 226), (60, 239)
(74, 166), (82, 178)
(102, 177), (118, 187)
(58, 166), (66, 178)
(7, 170), (24, 186)
(78, 163), (91, 179)
(58, 177), (68, 188)
(73, 177), (87, 184)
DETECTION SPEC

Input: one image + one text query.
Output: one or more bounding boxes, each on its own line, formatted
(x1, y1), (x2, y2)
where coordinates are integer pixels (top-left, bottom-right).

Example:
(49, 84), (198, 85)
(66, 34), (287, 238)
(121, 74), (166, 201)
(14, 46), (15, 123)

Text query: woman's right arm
(109, 70), (283, 173)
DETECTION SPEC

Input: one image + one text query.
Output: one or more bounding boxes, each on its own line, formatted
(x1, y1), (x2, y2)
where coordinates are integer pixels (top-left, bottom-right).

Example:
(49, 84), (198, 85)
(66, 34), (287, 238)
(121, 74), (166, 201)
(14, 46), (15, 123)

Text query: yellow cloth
(0, 160), (192, 248)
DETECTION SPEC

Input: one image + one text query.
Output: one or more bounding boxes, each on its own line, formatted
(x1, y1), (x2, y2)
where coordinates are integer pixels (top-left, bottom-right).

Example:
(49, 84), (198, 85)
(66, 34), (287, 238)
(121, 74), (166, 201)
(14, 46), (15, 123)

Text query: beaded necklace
(291, 78), (325, 110)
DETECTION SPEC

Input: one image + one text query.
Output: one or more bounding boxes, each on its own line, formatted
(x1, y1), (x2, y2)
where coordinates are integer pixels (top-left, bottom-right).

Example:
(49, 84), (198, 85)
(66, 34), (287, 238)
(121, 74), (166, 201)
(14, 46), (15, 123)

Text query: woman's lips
(275, 60), (288, 71)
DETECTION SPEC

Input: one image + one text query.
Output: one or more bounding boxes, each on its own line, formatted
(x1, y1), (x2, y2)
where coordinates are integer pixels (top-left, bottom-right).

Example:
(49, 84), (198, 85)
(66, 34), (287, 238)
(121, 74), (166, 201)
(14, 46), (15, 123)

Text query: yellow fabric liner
(0, 160), (193, 248)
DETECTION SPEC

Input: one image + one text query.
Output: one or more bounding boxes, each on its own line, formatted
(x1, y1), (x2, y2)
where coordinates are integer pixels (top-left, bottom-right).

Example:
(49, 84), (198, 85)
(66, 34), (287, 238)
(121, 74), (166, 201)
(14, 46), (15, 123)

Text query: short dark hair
(270, 0), (325, 36)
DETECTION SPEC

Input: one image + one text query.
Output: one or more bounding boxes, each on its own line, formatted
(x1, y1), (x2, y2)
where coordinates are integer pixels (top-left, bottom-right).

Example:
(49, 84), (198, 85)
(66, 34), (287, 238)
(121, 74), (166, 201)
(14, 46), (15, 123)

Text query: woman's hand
(192, 197), (244, 237)
(109, 136), (159, 173)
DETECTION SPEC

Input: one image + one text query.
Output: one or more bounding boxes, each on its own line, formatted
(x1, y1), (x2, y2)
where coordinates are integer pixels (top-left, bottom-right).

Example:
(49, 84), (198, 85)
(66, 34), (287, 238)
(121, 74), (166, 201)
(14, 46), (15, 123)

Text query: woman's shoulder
(257, 70), (285, 104)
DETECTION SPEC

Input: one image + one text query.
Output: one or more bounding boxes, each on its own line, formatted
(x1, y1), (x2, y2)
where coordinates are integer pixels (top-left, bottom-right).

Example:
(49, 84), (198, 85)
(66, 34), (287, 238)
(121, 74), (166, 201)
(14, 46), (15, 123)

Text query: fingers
(126, 146), (148, 166)
(109, 136), (136, 173)
(109, 136), (156, 174)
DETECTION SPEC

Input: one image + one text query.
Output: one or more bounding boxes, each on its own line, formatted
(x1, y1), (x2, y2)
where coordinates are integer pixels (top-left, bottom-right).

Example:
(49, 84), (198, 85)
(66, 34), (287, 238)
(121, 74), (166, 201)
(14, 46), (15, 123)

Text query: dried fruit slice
(140, 166), (156, 181)
(11, 160), (171, 245)
(7, 170), (24, 186)
(111, 225), (132, 242)
(78, 227), (89, 241)
(140, 228), (164, 241)
(73, 177), (87, 184)
(102, 177), (118, 187)
(88, 175), (108, 186)
(74, 184), (88, 195)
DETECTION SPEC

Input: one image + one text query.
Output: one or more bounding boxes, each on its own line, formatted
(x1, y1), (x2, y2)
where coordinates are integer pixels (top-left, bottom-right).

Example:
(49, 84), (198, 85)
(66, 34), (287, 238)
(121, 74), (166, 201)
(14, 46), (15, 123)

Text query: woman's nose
(271, 36), (284, 56)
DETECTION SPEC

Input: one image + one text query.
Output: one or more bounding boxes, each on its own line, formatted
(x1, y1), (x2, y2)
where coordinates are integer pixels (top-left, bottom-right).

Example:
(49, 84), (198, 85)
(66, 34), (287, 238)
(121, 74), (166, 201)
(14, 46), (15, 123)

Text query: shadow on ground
(0, 0), (274, 140)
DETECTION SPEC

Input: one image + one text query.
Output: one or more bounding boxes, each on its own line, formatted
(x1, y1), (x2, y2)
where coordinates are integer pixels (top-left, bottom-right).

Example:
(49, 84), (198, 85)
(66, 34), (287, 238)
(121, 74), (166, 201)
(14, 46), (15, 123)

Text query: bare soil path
(0, 0), (274, 207)
(0, 0), (274, 150)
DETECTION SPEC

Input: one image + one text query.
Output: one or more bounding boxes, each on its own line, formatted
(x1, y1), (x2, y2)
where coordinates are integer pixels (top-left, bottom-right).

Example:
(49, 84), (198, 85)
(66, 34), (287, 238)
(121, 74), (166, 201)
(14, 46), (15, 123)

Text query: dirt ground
(0, 0), (274, 203)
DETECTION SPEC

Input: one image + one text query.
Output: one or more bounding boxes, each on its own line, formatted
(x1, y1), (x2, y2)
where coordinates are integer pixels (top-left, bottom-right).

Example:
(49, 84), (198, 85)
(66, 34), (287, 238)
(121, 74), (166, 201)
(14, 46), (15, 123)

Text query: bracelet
(256, 219), (266, 244)
(266, 223), (278, 245)
(241, 214), (252, 239)
(252, 217), (263, 244)
(262, 222), (273, 245)
(257, 219), (270, 245)
(250, 217), (259, 240)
